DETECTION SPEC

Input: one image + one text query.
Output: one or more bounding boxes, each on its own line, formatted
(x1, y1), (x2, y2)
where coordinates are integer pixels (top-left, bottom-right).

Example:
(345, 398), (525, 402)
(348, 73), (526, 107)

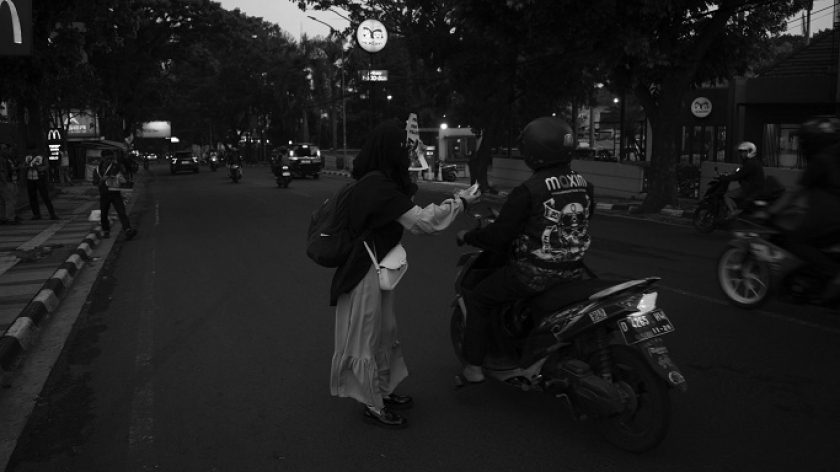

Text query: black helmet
(800, 115), (840, 160)
(519, 117), (575, 170)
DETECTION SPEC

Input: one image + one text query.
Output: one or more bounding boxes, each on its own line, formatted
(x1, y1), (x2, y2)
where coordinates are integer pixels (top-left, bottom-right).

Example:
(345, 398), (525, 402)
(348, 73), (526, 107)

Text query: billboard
(138, 121), (171, 139)
(0, 0), (32, 56)
(65, 110), (99, 139)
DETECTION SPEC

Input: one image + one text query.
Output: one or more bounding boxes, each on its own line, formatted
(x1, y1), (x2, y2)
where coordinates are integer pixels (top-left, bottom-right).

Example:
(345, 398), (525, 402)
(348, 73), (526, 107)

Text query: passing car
(287, 143), (322, 178)
(170, 150), (200, 174)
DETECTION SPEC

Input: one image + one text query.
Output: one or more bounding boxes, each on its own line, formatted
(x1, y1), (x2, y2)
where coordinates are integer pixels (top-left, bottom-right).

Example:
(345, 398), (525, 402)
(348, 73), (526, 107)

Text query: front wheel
(717, 247), (770, 308)
(596, 346), (671, 453)
(692, 203), (717, 233)
(449, 306), (468, 364)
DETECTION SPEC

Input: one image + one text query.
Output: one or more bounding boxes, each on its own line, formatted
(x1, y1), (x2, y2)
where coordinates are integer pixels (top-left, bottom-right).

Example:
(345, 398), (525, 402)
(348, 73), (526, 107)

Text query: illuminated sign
(0, 0), (32, 56)
(137, 121), (171, 139)
(691, 97), (712, 118)
(64, 110), (99, 139)
(360, 70), (389, 82)
(356, 19), (387, 54)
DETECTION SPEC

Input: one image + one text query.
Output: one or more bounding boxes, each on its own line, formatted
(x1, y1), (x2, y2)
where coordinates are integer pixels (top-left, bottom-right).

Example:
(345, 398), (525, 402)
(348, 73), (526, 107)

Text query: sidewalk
(0, 182), (126, 381)
(320, 169), (698, 223)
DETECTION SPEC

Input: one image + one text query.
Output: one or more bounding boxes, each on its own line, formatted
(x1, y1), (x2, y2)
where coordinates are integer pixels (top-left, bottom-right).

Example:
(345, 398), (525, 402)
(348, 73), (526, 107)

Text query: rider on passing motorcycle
(762, 116), (840, 305)
(456, 117), (595, 382)
(720, 141), (765, 219)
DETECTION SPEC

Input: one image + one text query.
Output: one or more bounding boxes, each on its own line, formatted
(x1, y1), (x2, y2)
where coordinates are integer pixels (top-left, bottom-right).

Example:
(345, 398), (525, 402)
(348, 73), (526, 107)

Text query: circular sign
(691, 97), (712, 118)
(356, 19), (387, 53)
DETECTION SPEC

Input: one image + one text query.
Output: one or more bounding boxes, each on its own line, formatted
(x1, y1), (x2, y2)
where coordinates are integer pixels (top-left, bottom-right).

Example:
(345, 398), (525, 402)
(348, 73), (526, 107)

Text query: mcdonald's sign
(0, 0), (31, 56)
(47, 128), (63, 143)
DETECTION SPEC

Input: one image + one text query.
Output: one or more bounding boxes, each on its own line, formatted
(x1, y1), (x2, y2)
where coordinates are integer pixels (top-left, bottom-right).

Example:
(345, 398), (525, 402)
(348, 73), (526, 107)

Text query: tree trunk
(634, 91), (681, 214)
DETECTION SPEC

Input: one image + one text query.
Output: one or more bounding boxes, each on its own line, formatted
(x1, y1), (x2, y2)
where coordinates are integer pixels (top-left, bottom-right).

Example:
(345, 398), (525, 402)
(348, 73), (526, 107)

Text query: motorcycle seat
(529, 278), (625, 317)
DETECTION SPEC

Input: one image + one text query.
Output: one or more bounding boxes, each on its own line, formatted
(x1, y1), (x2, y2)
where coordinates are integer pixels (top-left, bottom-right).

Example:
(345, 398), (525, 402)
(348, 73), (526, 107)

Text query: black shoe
(362, 407), (407, 429)
(383, 393), (413, 409)
(31, 215), (42, 220)
(124, 228), (137, 240)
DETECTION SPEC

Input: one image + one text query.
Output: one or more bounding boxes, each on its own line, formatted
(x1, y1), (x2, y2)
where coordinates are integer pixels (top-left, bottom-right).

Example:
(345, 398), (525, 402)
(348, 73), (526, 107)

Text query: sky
(217, 0), (835, 40)
(215, 0), (350, 40)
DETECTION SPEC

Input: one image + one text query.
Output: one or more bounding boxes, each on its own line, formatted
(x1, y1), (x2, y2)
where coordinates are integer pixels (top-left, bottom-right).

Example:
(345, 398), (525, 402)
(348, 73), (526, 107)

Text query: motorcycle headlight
(192, 157), (198, 163)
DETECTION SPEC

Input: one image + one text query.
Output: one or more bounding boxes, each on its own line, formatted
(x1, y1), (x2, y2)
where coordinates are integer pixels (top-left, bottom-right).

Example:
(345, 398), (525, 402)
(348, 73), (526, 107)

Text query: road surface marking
(661, 285), (840, 335)
(127, 248), (157, 470)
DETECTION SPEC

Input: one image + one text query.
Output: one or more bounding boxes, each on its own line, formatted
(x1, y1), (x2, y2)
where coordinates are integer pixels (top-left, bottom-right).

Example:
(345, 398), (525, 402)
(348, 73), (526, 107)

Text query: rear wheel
(718, 247), (770, 308)
(692, 203), (717, 233)
(449, 306), (468, 364)
(596, 346), (671, 453)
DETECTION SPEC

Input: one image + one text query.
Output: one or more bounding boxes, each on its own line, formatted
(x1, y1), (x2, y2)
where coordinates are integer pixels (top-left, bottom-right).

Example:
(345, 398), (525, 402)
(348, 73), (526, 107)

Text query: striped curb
(0, 230), (102, 375)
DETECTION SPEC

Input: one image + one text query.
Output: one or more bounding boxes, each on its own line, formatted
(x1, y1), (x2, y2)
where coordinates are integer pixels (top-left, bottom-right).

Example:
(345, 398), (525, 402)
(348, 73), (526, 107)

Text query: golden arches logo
(47, 129), (61, 141)
(0, 0), (22, 44)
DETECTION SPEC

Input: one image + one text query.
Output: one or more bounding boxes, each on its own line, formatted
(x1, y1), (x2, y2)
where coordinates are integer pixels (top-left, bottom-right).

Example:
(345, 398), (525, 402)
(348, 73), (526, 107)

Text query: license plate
(282, 172), (290, 176)
(300, 160), (310, 165)
(618, 310), (675, 345)
(181, 160), (192, 164)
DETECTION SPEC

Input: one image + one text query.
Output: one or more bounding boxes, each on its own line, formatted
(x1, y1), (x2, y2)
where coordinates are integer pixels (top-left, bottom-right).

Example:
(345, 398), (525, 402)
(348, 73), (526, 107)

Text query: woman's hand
(456, 188), (481, 207)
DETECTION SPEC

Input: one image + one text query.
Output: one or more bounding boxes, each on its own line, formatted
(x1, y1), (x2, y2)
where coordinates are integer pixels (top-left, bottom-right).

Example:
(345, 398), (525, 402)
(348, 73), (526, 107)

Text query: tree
(597, 0), (804, 212)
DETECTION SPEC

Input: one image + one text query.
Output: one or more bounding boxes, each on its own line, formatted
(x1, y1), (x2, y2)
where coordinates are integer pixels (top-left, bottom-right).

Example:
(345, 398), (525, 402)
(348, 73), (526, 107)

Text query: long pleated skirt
(330, 265), (408, 410)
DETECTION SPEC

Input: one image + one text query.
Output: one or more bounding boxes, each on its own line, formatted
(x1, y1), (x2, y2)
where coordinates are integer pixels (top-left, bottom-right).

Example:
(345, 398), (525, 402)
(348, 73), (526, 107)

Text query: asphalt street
(0, 164), (838, 471)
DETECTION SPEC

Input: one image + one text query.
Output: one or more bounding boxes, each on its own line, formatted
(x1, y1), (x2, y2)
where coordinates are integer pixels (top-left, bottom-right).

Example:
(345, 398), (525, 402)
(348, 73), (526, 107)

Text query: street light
(387, 95), (392, 119)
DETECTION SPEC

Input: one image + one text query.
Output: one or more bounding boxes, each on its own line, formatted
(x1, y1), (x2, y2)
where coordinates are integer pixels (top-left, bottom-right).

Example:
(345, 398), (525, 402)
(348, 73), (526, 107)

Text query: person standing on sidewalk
(0, 143), (21, 225)
(24, 146), (59, 221)
(93, 149), (136, 239)
(58, 145), (73, 187)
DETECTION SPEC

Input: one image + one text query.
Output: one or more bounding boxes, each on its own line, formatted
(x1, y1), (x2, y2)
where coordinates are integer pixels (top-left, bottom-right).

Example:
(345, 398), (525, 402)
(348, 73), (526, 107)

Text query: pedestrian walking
(0, 143), (21, 225)
(329, 121), (480, 429)
(59, 145), (73, 187)
(93, 149), (136, 239)
(24, 146), (59, 221)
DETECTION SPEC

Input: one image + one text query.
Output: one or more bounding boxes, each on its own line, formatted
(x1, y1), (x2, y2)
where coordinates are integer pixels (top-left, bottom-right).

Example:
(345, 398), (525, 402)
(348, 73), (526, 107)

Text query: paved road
(3, 165), (839, 471)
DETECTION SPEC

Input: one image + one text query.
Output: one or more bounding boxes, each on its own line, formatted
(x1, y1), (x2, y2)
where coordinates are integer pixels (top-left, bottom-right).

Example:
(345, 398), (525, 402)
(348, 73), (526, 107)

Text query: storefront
(684, 29), (839, 169)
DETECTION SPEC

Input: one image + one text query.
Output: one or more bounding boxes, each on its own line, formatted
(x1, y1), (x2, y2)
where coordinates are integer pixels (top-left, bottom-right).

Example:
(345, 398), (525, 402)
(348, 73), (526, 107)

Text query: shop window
(762, 123), (802, 168)
(714, 126), (727, 161)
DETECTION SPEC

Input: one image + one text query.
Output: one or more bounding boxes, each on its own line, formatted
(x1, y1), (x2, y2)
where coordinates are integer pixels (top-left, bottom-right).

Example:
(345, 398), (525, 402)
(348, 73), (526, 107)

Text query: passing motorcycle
(452, 213), (686, 452)
(209, 154), (219, 171)
(274, 164), (292, 188)
(693, 171), (785, 233)
(228, 164), (242, 183)
(717, 221), (840, 309)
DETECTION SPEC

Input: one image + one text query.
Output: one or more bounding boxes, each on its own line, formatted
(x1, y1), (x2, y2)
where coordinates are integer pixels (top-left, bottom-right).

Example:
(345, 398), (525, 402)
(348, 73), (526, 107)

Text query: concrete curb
(0, 230), (102, 376)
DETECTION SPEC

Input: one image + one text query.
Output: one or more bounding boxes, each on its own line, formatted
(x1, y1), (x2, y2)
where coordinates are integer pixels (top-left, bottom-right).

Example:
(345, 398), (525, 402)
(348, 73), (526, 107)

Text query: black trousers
(26, 178), (55, 217)
(462, 265), (541, 366)
(99, 190), (130, 232)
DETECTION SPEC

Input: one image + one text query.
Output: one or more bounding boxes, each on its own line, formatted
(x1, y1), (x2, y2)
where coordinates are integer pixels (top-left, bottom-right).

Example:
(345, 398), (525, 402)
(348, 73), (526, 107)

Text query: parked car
(170, 150), (200, 174)
(287, 143), (321, 178)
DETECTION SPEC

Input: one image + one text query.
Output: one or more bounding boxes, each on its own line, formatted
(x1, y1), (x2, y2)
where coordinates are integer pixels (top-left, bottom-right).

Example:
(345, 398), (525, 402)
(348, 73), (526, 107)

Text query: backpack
(306, 172), (377, 268)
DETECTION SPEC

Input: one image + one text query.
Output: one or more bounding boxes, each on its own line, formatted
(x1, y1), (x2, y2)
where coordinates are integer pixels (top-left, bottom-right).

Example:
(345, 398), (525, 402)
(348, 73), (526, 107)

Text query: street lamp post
(387, 94), (392, 119)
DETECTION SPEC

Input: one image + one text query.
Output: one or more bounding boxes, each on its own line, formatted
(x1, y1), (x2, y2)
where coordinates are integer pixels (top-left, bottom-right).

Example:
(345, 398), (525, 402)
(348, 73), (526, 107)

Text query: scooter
(452, 212), (686, 452)
(717, 220), (840, 309)
(209, 155), (219, 171)
(228, 164), (242, 183)
(441, 163), (458, 182)
(693, 171), (785, 233)
(274, 164), (292, 188)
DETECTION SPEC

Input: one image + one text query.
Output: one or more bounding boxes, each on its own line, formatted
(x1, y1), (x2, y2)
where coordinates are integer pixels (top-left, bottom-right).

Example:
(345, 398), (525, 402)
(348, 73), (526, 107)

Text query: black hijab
(351, 121), (415, 196)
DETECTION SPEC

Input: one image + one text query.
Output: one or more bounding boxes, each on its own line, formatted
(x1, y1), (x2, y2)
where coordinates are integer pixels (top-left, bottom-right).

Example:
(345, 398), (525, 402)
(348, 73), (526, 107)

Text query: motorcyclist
(226, 150), (243, 177)
(456, 117), (595, 382)
(720, 141), (765, 219)
(763, 116), (840, 305)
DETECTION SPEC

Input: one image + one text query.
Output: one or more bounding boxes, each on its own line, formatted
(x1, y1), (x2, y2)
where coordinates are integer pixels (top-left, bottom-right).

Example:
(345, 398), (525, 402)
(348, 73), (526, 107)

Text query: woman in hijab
(330, 121), (481, 429)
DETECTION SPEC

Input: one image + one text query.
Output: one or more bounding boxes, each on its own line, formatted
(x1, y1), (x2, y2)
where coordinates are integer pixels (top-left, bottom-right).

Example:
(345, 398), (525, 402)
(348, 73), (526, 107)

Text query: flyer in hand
(406, 113), (429, 171)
